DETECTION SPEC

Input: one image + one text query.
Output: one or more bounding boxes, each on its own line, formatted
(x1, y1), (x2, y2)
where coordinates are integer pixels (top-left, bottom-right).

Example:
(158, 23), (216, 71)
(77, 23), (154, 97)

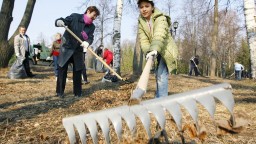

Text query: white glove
(16, 53), (21, 57)
(81, 41), (89, 49)
(146, 50), (158, 60)
(56, 20), (65, 27)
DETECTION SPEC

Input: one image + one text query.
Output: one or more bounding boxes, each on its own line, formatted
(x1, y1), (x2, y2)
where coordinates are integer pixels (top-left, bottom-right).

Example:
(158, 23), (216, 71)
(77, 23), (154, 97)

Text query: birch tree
(243, 0), (256, 79)
(112, 0), (123, 74)
(0, 0), (36, 68)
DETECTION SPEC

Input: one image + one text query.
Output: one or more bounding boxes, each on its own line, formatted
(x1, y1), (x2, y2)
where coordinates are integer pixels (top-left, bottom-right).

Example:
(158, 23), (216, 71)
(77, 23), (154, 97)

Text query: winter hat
(137, 0), (154, 6)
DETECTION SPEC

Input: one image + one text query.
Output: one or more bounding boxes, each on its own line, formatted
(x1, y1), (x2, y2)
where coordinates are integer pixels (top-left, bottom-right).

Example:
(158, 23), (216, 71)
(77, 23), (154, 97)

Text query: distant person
(50, 33), (62, 80)
(221, 62), (227, 78)
(234, 62), (244, 80)
(14, 26), (35, 77)
(96, 45), (103, 56)
(33, 43), (41, 64)
(94, 45), (104, 72)
(137, 0), (178, 98)
(103, 48), (113, 67)
(55, 6), (100, 98)
(189, 55), (200, 76)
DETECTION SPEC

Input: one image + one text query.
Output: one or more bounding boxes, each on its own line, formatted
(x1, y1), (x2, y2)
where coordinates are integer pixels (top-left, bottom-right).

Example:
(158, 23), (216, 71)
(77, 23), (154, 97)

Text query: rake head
(62, 83), (235, 144)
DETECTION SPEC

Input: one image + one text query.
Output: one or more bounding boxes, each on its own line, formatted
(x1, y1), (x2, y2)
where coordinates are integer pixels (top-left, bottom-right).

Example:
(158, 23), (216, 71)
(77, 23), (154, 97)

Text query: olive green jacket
(138, 8), (178, 73)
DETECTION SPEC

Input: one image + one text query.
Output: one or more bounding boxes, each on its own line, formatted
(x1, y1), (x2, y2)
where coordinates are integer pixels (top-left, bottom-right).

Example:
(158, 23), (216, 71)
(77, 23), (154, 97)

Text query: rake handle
(64, 26), (124, 81)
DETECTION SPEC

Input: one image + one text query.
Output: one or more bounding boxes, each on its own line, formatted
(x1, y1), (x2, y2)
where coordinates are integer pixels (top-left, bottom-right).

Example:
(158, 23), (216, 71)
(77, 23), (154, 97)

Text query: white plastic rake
(62, 83), (235, 144)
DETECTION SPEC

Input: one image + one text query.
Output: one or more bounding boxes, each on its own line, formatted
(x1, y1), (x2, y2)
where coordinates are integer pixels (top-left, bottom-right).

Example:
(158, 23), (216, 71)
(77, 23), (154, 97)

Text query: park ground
(0, 63), (255, 144)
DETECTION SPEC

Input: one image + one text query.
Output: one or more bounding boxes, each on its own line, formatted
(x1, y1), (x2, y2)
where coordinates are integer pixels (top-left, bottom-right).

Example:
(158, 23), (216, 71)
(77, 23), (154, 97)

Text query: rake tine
(62, 117), (77, 144)
(119, 107), (137, 136)
(143, 104), (166, 130)
(73, 119), (87, 144)
(130, 105), (152, 137)
(162, 102), (182, 131)
(94, 113), (111, 144)
(82, 115), (98, 144)
(194, 92), (216, 120)
(106, 111), (123, 142)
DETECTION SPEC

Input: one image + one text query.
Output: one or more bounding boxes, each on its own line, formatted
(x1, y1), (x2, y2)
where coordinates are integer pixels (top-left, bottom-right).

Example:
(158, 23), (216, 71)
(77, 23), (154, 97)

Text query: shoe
(74, 94), (82, 97)
(28, 74), (36, 77)
(101, 77), (112, 83)
(82, 81), (90, 85)
(57, 93), (64, 98)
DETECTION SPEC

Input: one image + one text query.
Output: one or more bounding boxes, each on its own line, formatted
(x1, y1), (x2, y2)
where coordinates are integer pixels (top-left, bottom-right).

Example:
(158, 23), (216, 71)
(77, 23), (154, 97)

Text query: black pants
(82, 53), (88, 81)
(56, 56), (82, 95)
(189, 64), (200, 76)
(23, 52), (32, 75)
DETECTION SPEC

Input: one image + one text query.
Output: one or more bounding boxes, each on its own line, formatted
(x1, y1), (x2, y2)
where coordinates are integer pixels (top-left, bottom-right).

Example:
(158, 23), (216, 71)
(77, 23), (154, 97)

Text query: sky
(0, 0), (134, 46)
(0, 0), (183, 47)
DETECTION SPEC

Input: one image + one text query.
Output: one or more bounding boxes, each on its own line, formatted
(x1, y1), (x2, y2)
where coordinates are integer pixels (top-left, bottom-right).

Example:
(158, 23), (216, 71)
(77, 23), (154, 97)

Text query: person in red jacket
(103, 48), (113, 67)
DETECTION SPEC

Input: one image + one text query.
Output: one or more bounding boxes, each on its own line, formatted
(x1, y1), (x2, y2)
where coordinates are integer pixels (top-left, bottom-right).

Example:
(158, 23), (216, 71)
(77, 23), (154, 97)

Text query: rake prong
(62, 117), (77, 144)
(130, 105), (152, 137)
(82, 115), (98, 144)
(142, 104), (166, 130)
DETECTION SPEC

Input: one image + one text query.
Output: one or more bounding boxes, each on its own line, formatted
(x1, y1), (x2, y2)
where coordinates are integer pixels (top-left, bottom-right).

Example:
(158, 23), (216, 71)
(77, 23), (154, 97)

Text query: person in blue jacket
(55, 6), (100, 98)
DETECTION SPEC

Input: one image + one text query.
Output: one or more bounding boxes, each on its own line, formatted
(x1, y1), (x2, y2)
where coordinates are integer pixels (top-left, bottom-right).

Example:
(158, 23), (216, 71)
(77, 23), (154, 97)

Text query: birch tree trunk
(112, 0), (123, 74)
(210, 0), (219, 77)
(244, 0), (256, 79)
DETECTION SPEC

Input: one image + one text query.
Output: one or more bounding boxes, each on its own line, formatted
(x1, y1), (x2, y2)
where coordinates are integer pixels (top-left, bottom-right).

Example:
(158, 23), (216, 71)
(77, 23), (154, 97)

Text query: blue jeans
(53, 56), (58, 76)
(155, 57), (169, 98)
(235, 70), (242, 80)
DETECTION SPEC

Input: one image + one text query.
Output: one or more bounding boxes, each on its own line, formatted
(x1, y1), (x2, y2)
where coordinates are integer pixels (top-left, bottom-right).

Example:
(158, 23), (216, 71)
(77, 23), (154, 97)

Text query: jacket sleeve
(138, 24), (150, 54)
(14, 36), (20, 55)
(149, 16), (169, 52)
(55, 13), (75, 27)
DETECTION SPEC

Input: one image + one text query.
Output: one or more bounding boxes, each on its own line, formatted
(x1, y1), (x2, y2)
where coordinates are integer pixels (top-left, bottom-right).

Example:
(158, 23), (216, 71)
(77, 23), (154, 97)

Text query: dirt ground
(0, 63), (255, 144)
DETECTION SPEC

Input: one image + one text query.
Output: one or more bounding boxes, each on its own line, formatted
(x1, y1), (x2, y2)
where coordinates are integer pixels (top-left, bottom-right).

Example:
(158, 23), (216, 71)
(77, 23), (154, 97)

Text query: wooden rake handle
(64, 26), (124, 81)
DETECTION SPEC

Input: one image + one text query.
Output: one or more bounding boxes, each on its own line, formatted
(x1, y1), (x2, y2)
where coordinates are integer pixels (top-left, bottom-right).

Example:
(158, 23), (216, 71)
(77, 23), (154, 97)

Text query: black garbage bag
(7, 57), (27, 79)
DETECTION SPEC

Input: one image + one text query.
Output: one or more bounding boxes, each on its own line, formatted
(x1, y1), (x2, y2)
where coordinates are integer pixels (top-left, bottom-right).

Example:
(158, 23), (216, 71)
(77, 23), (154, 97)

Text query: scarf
(83, 14), (93, 25)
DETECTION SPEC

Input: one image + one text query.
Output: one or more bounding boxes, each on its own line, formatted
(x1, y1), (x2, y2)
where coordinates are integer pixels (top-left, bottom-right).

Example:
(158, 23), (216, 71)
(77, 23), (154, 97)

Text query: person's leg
(73, 67), (82, 96)
(238, 70), (242, 80)
(23, 52), (33, 76)
(53, 56), (58, 77)
(155, 58), (169, 98)
(82, 66), (88, 82)
(235, 71), (239, 80)
(189, 64), (193, 76)
(56, 62), (68, 97)
(194, 66), (199, 76)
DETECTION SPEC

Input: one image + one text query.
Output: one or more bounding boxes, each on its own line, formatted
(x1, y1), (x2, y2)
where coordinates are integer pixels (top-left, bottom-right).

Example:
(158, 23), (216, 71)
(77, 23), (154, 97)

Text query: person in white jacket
(234, 62), (244, 80)
(14, 26), (35, 77)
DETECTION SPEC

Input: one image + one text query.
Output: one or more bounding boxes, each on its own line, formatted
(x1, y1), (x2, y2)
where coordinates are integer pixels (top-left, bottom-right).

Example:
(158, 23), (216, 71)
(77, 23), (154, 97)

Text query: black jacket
(55, 13), (95, 71)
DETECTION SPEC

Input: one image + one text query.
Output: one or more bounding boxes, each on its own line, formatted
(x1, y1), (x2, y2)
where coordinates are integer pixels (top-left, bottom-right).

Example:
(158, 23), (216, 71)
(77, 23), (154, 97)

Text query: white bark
(112, 0), (123, 74)
(244, 0), (256, 78)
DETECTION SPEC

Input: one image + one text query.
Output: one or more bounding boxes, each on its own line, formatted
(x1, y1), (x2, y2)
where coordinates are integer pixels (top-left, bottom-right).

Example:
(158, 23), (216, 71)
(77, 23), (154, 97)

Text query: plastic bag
(7, 57), (27, 79)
